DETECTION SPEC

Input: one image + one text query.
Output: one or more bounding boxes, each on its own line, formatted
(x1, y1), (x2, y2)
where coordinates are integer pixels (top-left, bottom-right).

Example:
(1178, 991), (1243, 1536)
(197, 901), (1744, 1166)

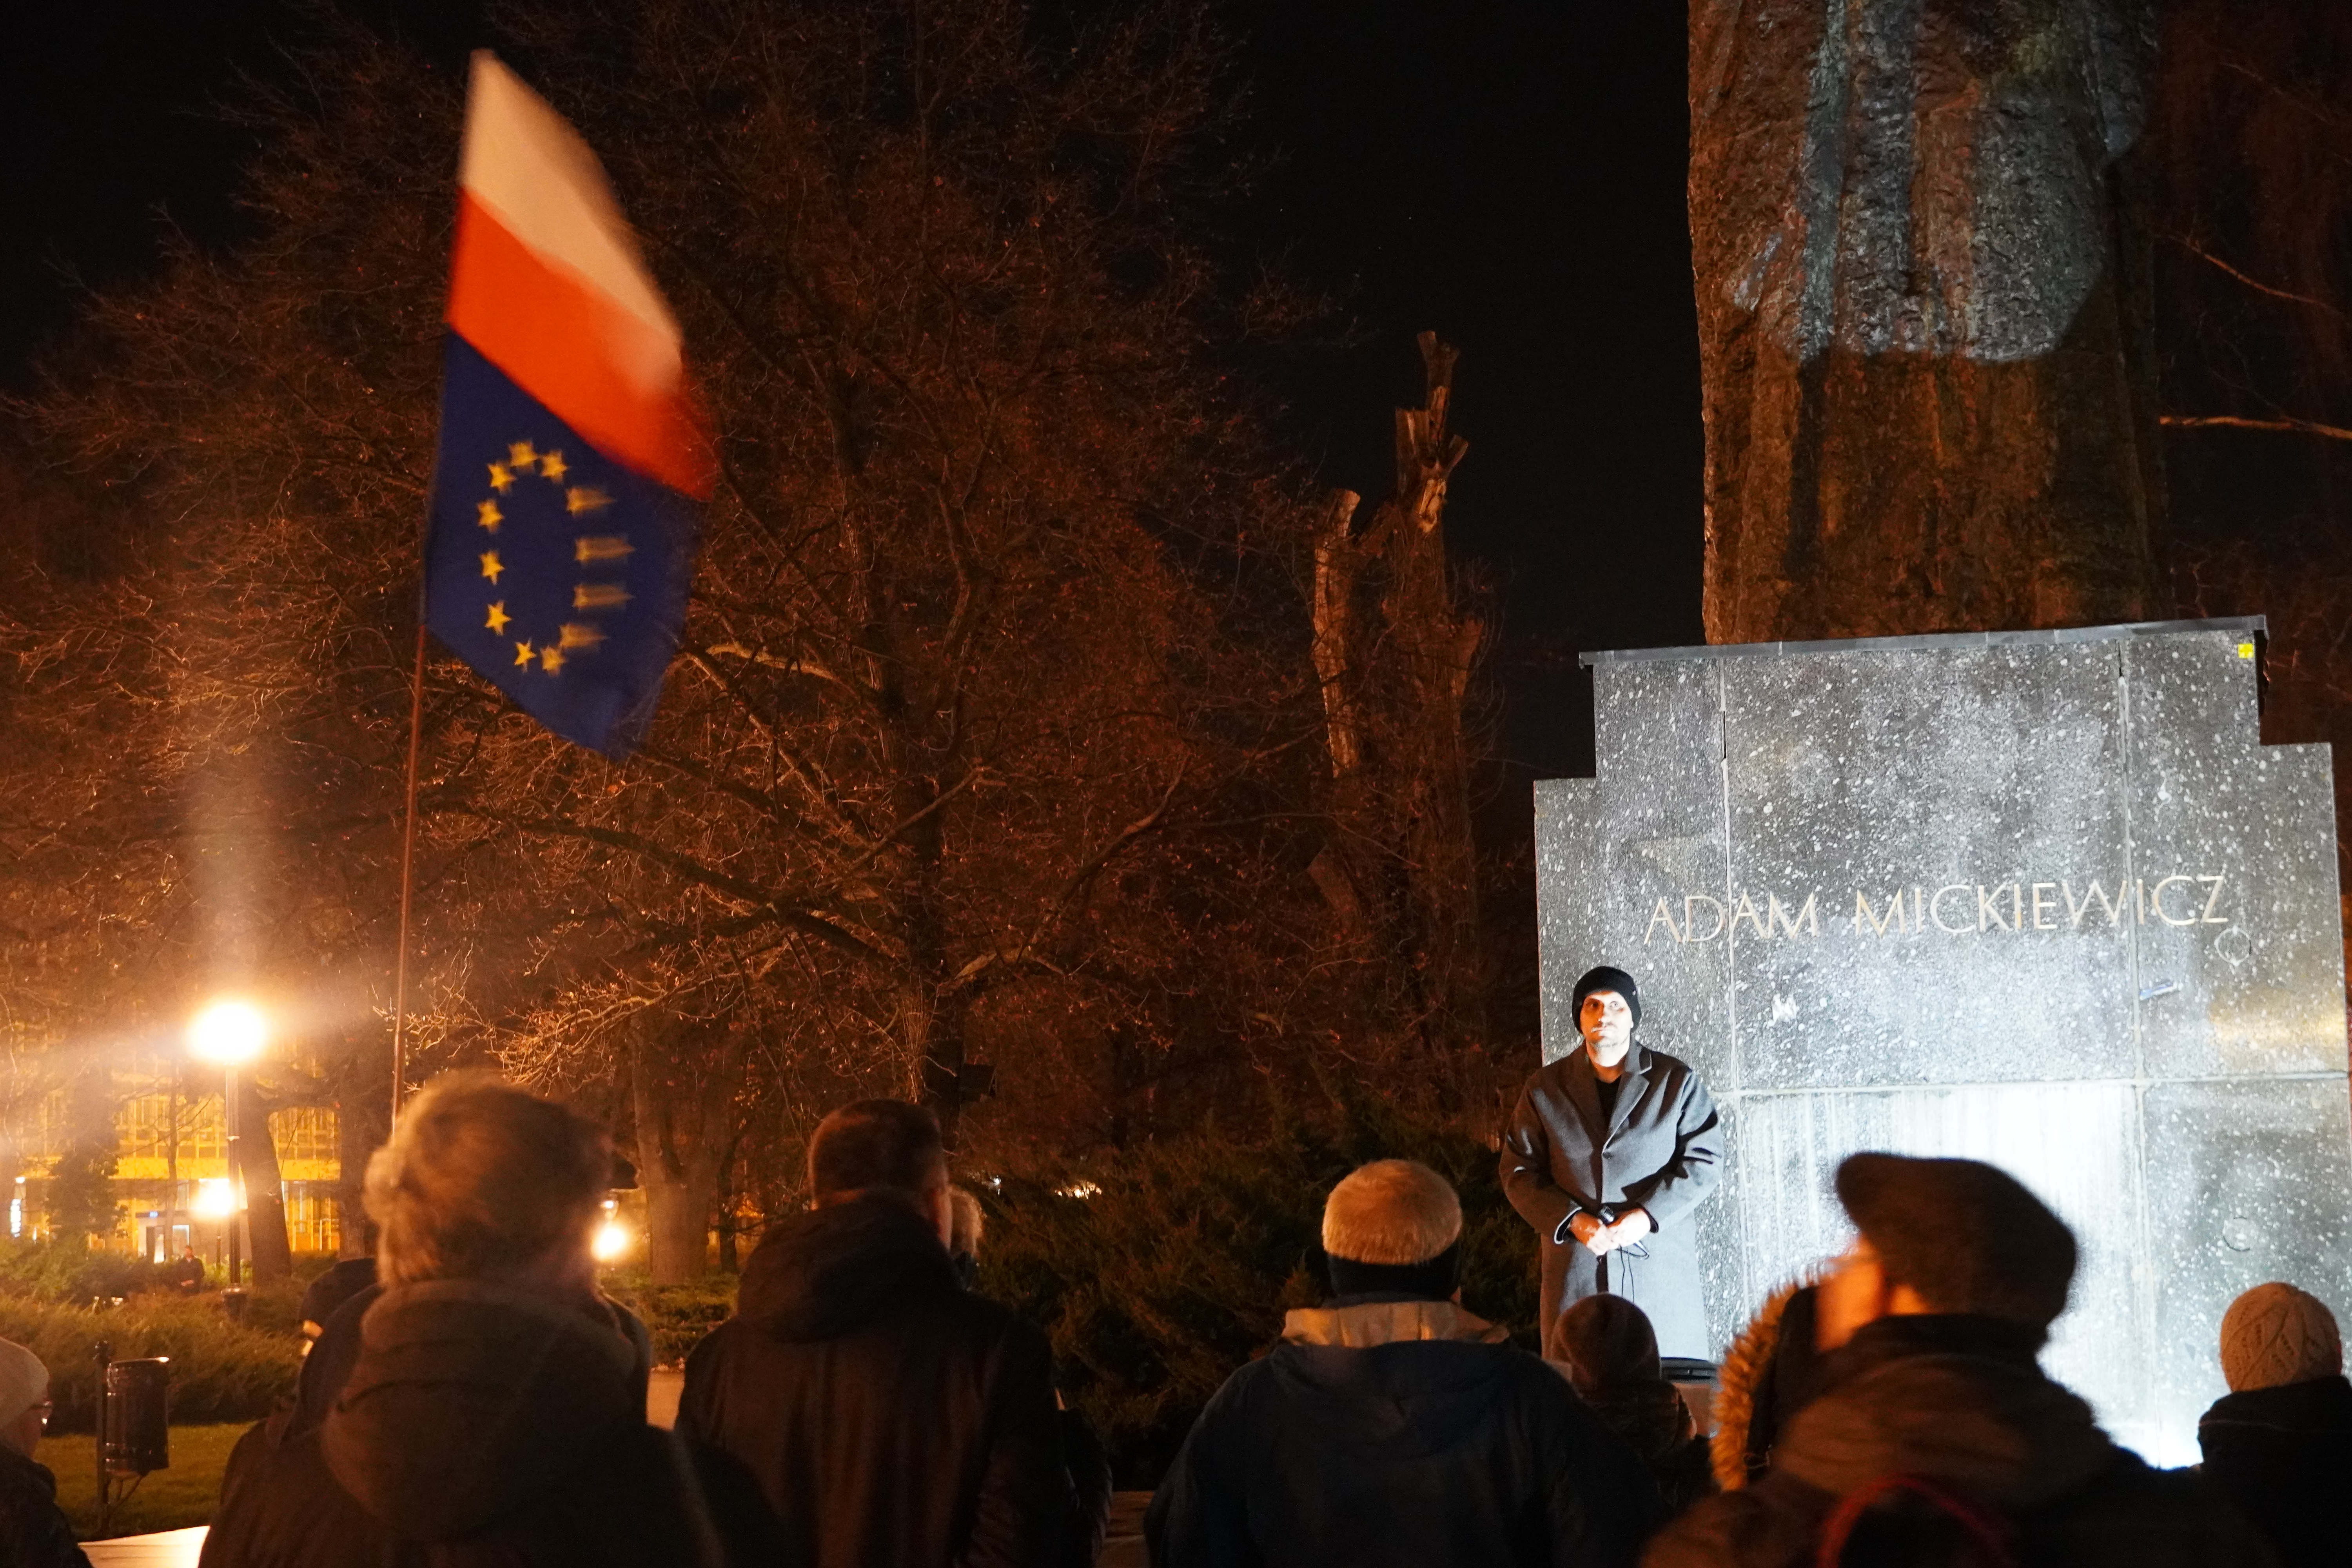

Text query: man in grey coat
(1502, 964), (1723, 1359)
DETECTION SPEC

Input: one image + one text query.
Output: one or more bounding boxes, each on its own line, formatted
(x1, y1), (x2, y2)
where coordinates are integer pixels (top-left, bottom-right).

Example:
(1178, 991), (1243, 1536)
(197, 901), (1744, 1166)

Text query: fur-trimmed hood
(1710, 1274), (1826, 1490)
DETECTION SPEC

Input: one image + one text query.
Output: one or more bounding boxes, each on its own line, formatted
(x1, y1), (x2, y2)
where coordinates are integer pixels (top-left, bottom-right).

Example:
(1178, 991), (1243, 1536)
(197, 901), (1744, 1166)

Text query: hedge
(0, 1294), (301, 1432)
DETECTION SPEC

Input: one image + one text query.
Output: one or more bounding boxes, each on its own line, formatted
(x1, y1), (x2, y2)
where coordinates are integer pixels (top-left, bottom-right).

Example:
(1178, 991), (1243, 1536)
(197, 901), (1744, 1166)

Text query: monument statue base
(1537, 619), (2348, 1464)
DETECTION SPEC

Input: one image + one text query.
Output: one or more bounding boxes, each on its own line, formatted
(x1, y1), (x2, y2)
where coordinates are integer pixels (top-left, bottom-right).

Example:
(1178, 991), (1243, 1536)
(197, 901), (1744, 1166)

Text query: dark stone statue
(1691, 0), (2163, 643)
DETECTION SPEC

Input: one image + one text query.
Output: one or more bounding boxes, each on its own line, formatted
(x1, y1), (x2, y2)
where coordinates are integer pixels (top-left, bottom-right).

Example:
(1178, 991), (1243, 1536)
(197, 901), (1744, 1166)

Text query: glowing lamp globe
(188, 1000), (268, 1065)
(191, 1179), (237, 1220)
(592, 1220), (633, 1263)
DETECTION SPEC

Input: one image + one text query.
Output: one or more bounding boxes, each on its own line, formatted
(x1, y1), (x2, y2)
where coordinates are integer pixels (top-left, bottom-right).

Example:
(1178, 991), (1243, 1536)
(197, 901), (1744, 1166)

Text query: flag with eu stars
(423, 52), (714, 757)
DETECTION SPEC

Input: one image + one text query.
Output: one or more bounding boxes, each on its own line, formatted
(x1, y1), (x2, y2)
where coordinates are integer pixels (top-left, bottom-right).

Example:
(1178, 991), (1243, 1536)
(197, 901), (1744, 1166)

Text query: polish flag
(446, 52), (713, 498)
(422, 53), (711, 757)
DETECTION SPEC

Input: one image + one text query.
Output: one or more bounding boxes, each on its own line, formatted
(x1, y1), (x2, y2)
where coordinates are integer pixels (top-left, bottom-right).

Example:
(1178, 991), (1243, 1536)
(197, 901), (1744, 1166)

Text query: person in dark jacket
(678, 1098), (1077, 1568)
(1149, 1158), (1659, 1568)
(2198, 1280), (2352, 1568)
(297, 1257), (377, 1345)
(1706, 1278), (1827, 1491)
(1645, 1153), (2275, 1568)
(201, 1073), (758, 1568)
(1503, 965), (1724, 1359)
(1548, 1293), (1716, 1516)
(0, 1339), (85, 1568)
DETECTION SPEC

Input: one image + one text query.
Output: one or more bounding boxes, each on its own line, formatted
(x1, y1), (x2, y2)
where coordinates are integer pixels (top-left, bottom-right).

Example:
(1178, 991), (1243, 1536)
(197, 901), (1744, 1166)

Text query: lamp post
(187, 1001), (267, 1288)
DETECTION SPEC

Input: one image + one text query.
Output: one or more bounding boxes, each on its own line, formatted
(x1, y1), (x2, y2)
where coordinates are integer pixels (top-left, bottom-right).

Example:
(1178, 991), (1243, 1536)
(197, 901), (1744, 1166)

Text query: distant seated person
(2198, 1281), (2352, 1568)
(1149, 1159), (1659, 1568)
(1548, 1293), (1716, 1516)
(0, 1337), (87, 1568)
(172, 1245), (207, 1294)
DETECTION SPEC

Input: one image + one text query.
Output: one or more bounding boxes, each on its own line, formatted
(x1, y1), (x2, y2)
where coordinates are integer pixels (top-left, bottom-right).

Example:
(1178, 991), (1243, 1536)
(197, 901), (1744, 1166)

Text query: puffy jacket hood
(319, 1279), (643, 1541)
(1260, 1330), (1528, 1463)
(737, 1196), (956, 1343)
(1774, 1317), (2113, 1511)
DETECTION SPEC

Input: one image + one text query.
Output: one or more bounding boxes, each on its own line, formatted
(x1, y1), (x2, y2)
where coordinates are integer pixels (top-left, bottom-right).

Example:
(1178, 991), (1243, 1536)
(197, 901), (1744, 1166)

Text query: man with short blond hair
(679, 1098), (1074, 1568)
(1150, 1159), (1657, 1568)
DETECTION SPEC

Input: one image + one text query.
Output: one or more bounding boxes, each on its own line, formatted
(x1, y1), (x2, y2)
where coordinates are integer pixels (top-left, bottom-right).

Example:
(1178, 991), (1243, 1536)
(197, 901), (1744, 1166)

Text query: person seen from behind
(201, 1073), (753, 1568)
(1149, 1158), (1659, 1568)
(2198, 1280), (2352, 1568)
(1706, 1274), (1829, 1490)
(1644, 1153), (2274, 1568)
(677, 1099), (1078, 1568)
(1548, 1293), (1717, 1516)
(0, 1339), (85, 1568)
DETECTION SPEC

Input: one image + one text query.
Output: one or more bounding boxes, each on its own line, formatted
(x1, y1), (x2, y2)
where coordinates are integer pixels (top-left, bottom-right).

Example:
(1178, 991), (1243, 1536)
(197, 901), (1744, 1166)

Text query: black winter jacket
(1148, 1294), (1659, 1568)
(1645, 1315), (2276, 1568)
(0, 1447), (87, 1568)
(200, 1280), (758, 1568)
(677, 1197), (1076, 1568)
(2199, 1373), (2352, 1568)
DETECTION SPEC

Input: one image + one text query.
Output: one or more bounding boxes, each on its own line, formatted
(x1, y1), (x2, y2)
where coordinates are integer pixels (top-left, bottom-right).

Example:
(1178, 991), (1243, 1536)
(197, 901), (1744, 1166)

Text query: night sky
(0, 0), (1702, 779)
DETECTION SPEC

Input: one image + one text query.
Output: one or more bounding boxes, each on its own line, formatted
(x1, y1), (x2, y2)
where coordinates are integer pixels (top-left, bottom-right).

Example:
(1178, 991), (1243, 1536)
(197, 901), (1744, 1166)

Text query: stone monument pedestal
(1537, 618), (2348, 1463)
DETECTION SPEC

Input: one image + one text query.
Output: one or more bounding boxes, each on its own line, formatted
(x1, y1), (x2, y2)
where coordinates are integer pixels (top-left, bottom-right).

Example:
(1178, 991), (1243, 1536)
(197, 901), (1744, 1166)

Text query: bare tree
(7, 0), (1370, 1280)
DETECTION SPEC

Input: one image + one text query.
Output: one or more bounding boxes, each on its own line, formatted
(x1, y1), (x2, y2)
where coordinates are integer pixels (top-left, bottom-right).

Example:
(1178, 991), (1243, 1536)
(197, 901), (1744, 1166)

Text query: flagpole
(390, 621), (427, 1124)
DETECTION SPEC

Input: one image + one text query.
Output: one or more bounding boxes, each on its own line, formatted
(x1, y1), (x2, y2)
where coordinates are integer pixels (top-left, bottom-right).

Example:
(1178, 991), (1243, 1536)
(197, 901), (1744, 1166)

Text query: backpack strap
(1815, 1472), (2019, 1568)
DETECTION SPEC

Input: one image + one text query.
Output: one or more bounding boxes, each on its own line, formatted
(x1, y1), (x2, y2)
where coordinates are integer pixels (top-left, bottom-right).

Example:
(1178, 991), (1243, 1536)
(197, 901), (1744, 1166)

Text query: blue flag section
(424, 336), (701, 757)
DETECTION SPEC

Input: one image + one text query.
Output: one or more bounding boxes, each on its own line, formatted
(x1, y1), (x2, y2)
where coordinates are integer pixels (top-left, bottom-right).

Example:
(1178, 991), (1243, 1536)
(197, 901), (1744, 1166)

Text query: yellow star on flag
(477, 499), (503, 532)
(487, 461), (514, 493)
(566, 486), (612, 515)
(514, 640), (535, 667)
(480, 550), (504, 583)
(485, 601), (511, 635)
(508, 441), (538, 470)
(540, 644), (566, 674)
(539, 450), (568, 482)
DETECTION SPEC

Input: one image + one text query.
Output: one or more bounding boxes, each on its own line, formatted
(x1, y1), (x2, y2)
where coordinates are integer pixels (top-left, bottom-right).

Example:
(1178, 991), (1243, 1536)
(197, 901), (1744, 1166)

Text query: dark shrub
(971, 1091), (1535, 1486)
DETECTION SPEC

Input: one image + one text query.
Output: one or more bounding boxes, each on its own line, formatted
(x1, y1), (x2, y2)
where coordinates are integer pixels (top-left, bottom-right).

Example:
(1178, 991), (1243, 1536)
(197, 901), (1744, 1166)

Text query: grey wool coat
(1501, 1042), (1723, 1361)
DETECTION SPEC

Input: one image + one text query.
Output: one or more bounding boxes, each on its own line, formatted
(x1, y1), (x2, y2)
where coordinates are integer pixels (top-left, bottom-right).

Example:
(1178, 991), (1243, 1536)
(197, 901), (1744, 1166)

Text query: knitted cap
(0, 1338), (47, 1427)
(2220, 1282), (2343, 1392)
(1573, 966), (1641, 1028)
(1322, 1160), (1461, 1265)
(1835, 1153), (2076, 1330)
(1546, 1292), (1661, 1398)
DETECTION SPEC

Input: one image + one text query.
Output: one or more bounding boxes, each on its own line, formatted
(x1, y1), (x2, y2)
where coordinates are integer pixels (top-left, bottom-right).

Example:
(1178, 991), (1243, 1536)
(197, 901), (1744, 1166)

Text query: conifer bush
(0, 1294), (300, 1432)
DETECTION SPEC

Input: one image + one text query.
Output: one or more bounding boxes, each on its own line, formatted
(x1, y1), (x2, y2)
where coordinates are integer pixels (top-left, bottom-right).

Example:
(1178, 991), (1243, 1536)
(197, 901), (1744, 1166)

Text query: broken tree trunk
(1313, 332), (1488, 1053)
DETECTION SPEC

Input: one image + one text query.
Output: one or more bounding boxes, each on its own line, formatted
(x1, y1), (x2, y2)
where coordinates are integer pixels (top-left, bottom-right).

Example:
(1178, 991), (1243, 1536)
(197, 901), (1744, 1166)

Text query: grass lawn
(39, 1421), (250, 1539)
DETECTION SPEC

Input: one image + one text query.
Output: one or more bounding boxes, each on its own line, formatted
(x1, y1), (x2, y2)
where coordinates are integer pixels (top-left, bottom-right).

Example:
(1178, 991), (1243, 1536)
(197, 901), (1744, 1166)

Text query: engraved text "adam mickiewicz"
(1644, 876), (2232, 945)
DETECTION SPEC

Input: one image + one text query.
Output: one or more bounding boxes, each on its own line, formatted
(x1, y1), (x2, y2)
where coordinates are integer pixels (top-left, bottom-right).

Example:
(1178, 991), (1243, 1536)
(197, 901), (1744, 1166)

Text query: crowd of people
(0, 1074), (2341, 1566)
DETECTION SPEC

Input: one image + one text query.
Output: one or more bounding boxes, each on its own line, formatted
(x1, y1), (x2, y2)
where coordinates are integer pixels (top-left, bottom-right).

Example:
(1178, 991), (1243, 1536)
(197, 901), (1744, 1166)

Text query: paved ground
(1103, 1492), (1149, 1566)
(648, 1366), (685, 1428)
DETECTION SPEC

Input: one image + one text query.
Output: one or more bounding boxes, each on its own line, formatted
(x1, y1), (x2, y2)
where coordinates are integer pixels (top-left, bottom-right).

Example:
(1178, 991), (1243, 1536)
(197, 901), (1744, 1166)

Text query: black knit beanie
(1573, 965), (1641, 1028)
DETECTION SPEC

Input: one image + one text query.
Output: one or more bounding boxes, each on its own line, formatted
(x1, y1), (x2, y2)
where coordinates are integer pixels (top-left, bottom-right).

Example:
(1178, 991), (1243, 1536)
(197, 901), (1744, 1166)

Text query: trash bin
(102, 1357), (170, 1476)
(220, 1287), (249, 1324)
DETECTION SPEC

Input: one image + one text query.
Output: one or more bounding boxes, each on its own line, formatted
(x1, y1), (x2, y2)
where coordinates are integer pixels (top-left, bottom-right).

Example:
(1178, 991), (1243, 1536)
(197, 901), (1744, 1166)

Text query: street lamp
(187, 1000), (267, 1287)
